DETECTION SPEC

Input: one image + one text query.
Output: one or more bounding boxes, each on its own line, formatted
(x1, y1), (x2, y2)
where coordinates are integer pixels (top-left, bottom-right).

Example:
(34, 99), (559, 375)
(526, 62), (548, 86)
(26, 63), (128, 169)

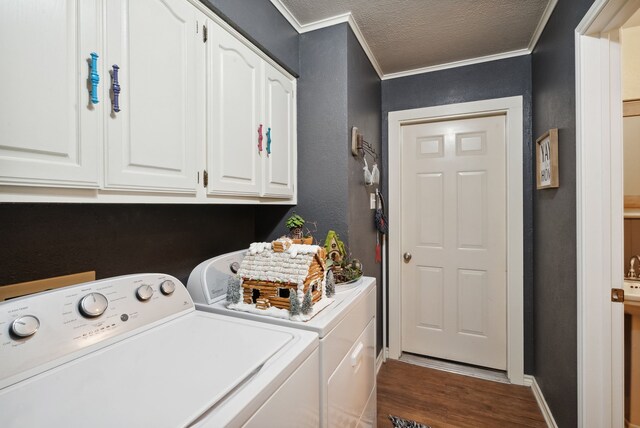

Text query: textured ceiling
(278, 0), (551, 75)
(624, 7), (640, 28)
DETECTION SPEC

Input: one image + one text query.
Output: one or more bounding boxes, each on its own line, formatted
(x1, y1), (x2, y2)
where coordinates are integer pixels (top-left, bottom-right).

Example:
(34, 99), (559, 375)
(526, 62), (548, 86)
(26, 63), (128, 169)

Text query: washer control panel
(0, 274), (193, 387)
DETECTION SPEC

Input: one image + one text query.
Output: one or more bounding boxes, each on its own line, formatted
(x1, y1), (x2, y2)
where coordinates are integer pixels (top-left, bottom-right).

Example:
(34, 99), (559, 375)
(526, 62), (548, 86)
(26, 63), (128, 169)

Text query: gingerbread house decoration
(236, 239), (328, 311)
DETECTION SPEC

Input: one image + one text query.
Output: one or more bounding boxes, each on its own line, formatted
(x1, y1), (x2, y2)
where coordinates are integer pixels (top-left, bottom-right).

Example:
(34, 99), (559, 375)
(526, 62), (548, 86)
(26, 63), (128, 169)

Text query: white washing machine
(0, 273), (319, 427)
(187, 250), (377, 428)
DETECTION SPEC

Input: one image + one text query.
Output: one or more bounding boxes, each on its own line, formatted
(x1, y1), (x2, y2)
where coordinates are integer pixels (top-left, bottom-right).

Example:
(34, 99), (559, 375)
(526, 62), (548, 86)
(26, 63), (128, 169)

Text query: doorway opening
(576, 0), (640, 426)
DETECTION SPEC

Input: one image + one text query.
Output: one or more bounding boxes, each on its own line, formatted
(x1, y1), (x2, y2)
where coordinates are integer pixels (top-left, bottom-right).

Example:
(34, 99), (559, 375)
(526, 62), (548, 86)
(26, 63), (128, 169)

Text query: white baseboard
(523, 374), (534, 387)
(376, 349), (384, 375)
(525, 375), (557, 428)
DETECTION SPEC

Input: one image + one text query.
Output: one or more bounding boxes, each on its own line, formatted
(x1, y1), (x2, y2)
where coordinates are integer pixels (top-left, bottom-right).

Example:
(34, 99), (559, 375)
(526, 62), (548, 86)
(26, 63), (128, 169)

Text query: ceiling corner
(270, 0), (303, 33)
(346, 15), (384, 79)
(528, 0), (559, 51)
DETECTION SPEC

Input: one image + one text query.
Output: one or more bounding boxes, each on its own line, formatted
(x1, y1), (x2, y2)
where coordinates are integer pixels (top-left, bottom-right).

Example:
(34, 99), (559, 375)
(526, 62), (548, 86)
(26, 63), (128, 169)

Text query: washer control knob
(136, 284), (154, 301)
(11, 315), (40, 338)
(230, 262), (240, 274)
(160, 280), (176, 296)
(79, 293), (109, 318)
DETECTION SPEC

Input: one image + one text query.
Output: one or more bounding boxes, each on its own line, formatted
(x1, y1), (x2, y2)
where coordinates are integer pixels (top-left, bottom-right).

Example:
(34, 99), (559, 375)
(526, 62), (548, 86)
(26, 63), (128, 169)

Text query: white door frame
(576, 1), (639, 426)
(388, 96), (524, 385)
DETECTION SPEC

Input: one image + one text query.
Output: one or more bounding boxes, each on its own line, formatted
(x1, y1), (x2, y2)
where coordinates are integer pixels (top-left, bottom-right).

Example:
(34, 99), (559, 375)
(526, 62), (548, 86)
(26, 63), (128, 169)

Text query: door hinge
(203, 25), (208, 43)
(203, 170), (208, 188)
(611, 288), (625, 303)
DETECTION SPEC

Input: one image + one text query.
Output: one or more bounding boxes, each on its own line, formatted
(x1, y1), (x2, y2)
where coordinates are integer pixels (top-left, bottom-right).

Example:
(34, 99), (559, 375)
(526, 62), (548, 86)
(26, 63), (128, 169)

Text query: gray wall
(200, 0), (299, 74)
(0, 204), (255, 286)
(381, 55), (534, 373)
(531, 0), (594, 426)
(346, 27), (383, 353)
(257, 24), (351, 243)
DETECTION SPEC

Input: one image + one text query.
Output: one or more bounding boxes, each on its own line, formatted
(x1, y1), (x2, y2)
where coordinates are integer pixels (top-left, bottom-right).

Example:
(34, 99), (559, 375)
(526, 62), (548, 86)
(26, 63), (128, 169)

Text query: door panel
(207, 22), (261, 196)
(104, 0), (198, 192)
(457, 171), (487, 248)
(401, 115), (507, 370)
(417, 266), (444, 330)
(0, 0), (100, 187)
(418, 173), (444, 247)
(263, 63), (294, 198)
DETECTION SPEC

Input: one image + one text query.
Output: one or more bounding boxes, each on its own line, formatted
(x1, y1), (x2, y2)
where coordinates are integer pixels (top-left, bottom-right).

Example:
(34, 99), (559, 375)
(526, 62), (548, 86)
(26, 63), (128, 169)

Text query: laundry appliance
(187, 250), (377, 427)
(0, 273), (319, 427)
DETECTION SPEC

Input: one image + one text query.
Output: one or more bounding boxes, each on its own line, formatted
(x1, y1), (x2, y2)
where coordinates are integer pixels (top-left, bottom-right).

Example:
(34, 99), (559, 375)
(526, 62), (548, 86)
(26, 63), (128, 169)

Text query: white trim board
(381, 49), (531, 80)
(524, 375), (559, 428)
(270, 0), (557, 80)
(376, 349), (384, 375)
(387, 96), (524, 385)
(575, 0), (640, 426)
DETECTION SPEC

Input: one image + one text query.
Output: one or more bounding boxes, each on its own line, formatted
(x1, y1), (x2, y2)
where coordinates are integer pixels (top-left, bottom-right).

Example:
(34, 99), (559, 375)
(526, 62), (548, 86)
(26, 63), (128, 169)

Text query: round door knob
(79, 293), (109, 318)
(160, 280), (176, 295)
(11, 315), (40, 338)
(403, 252), (412, 263)
(136, 284), (154, 301)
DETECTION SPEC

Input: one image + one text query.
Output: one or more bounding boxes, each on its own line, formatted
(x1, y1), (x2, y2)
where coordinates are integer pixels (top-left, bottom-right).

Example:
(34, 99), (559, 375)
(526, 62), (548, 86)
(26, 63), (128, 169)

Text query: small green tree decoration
(285, 213), (306, 239)
(289, 291), (301, 316)
(226, 277), (242, 304)
(301, 289), (313, 315)
(325, 270), (335, 298)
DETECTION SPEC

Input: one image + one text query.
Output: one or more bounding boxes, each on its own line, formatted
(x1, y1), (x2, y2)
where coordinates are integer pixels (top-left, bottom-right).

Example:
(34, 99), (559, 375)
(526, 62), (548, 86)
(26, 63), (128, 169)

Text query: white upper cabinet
(0, 0), (101, 188)
(0, 0), (296, 203)
(206, 21), (262, 197)
(206, 21), (296, 199)
(104, 0), (200, 193)
(263, 63), (295, 198)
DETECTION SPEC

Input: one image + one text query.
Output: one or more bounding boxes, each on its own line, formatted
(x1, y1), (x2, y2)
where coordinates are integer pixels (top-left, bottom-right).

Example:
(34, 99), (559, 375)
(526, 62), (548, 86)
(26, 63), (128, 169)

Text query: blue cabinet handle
(112, 65), (121, 112)
(266, 128), (272, 156)
(90, 52), (99, 104)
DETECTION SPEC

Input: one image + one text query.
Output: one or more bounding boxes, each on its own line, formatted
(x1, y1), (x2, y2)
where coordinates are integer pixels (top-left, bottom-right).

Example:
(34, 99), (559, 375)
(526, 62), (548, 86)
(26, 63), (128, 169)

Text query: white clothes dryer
(187, 250), (377, 428)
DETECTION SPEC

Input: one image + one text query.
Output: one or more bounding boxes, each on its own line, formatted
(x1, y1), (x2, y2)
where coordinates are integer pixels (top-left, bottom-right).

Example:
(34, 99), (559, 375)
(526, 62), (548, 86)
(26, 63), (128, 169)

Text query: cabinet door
(262, 64), (295, 198)
(0, 0), (101, 188)
(206, 22), (262, 196)
(104, 0), (199, 193)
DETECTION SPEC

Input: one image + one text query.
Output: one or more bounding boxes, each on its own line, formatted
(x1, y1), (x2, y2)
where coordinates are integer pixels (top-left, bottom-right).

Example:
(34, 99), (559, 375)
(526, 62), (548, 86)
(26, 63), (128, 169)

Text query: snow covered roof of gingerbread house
(237, 241), (324, 285)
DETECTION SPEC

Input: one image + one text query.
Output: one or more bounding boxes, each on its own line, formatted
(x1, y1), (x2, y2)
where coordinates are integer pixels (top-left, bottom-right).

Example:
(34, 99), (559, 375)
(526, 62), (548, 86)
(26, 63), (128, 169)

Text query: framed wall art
(536, 128), (559, 189)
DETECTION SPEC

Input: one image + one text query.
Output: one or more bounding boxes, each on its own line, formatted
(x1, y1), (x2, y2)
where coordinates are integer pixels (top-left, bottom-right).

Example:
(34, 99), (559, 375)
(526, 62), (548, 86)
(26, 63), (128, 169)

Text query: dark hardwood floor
(377, 359), (546, 428)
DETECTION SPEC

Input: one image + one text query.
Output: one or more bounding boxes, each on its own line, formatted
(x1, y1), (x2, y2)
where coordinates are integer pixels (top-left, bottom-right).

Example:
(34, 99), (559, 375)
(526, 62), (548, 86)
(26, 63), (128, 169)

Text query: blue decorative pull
(266, 128), (272, 156)
(90, 52), (99, 104)
(112, 65), (121, 112)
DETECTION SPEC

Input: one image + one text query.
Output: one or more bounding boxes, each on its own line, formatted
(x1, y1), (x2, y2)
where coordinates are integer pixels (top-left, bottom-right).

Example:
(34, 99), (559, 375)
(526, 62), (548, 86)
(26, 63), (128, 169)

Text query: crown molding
(271, 0), (556, 80)
(381, 48), (531, 80)
(345, 14), (384, 78)
(299, 12), (351, 33)
(269, 0), (303, 32)
(528, 0), (558, 51)
(270, 1), (383, 78)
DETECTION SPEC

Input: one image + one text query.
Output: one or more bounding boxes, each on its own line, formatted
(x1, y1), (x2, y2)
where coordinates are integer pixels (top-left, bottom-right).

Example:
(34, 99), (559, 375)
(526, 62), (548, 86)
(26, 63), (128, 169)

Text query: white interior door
(401, 114), (507, 370)
(262, 63), (294, 198)
(104, 0), (199, 193)
(0, 0), (101, 188)
(206, 21), (262, 196)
